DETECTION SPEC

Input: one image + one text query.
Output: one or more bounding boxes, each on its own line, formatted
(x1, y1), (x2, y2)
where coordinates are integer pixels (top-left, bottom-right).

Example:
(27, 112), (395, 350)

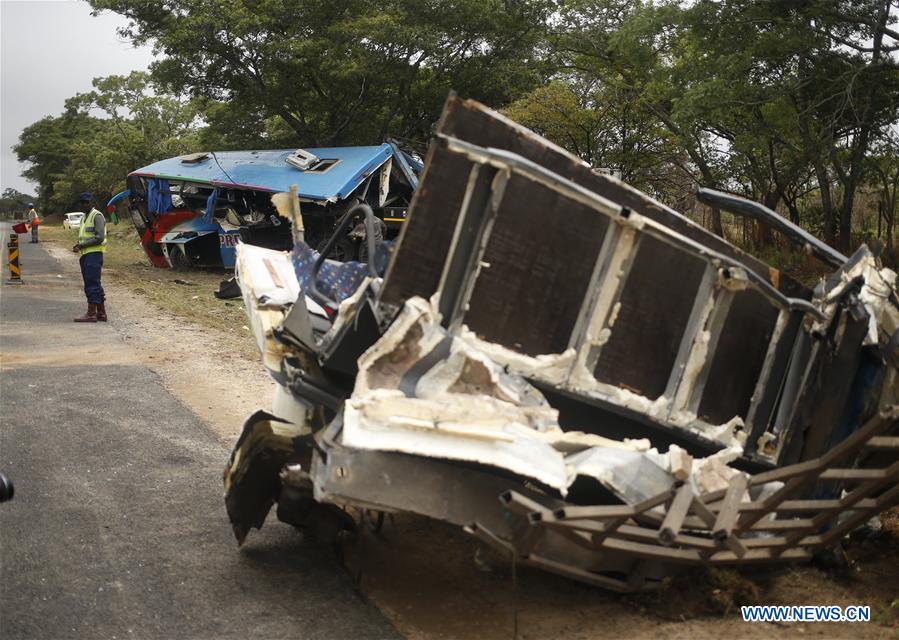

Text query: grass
(41, 222), (258, 359)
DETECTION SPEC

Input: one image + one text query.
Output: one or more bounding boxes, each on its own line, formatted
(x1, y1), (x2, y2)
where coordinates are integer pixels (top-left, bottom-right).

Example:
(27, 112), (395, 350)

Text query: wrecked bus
(224, 95), (899, 592)
(110, 144), (420, 270)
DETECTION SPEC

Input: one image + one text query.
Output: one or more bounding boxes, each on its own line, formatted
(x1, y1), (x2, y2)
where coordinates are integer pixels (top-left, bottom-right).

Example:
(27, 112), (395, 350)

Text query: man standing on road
(27, 203), (40, 243)
(72, 192), (108, 323)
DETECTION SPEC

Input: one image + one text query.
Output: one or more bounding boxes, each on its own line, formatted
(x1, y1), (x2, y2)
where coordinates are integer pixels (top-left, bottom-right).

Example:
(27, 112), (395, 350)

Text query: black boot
(74, 304), (98, 323)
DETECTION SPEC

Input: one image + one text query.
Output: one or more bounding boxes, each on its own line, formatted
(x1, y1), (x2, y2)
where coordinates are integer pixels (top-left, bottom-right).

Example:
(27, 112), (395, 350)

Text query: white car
(62, 212), (84, 230)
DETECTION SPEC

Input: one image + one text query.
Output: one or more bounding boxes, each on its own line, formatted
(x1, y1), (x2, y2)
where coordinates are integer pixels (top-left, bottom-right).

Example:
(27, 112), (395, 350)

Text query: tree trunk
(755, 191), (779, 247)
(838, 181), (856, 252)
(834, 0), (889, 252)
(888, 214), (895, 254)
(709, 205), (723, 237)
(815, 159), (838, 245)
(887, 169), (899, 253)
(785, 197), (801, 225)
(794, 51), (839, 247)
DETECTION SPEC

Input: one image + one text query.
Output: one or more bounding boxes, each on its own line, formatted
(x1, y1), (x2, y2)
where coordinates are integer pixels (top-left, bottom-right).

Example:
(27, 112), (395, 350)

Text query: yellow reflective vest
(78, 208), (107, 255)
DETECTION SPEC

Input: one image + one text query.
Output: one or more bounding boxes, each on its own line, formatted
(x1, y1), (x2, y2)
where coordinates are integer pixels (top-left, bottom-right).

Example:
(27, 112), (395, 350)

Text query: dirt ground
(38, 226), (899, 639)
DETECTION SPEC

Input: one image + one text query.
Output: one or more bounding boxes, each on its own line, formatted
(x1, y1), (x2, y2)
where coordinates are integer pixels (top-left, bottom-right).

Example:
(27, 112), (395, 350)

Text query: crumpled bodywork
(343, 296), (660, 496)
(224, 94), (899, 591)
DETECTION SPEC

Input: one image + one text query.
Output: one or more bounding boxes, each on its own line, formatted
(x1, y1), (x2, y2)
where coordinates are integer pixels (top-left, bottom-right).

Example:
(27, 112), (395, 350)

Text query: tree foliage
(0, 188), (37, 220)
(88, 0), (553, 147)
(512, 0), (899, 248)
(15, 71), (202, 212)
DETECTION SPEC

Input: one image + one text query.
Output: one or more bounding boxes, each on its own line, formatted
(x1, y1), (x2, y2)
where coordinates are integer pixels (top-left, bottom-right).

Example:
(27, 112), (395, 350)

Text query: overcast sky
(1, 0), (155, 195)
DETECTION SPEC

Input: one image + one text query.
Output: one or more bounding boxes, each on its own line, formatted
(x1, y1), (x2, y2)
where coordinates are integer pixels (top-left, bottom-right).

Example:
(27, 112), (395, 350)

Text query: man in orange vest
(27, 203), (40, 243)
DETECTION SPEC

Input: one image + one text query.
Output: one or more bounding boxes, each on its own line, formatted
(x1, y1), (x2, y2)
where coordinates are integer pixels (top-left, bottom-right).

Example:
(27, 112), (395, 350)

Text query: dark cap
(78, 192), (92, 202)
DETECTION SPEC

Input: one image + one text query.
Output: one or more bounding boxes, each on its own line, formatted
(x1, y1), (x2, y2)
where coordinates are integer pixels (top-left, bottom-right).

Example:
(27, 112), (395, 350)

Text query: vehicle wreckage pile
(224, 95), (899, 592)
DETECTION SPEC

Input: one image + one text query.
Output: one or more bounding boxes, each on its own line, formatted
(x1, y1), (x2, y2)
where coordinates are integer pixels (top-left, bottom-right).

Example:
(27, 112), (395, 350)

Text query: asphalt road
(0, 225), (398, 639)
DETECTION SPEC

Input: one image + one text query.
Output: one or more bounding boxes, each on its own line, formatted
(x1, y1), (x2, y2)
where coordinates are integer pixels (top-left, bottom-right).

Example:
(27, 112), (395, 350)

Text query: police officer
(72, 192), (108, 322)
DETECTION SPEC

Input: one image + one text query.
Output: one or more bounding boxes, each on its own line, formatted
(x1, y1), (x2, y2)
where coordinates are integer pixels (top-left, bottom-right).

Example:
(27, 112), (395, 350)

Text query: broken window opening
(306, 159), (340, 173)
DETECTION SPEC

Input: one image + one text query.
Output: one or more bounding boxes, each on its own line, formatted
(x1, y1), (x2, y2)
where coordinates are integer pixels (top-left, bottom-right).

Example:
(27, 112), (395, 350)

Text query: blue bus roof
(129, 145), (396, 201)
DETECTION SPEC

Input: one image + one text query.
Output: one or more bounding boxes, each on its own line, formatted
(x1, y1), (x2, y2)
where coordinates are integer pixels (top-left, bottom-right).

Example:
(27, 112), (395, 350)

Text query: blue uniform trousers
(79, 252), (105, 304)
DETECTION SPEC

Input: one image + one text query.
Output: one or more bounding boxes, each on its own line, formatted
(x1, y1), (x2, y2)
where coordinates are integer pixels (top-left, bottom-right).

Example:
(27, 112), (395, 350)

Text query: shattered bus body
(224, 95), (899, 591)
(115, 144), (420, 269)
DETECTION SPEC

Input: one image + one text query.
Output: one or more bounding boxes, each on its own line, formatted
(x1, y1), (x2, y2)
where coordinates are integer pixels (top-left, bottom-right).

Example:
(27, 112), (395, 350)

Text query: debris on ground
(214, 277), (241, 300)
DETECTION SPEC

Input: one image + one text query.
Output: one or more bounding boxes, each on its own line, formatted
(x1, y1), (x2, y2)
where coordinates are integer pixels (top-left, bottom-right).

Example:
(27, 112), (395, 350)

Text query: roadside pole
(6, 232), (23, 284)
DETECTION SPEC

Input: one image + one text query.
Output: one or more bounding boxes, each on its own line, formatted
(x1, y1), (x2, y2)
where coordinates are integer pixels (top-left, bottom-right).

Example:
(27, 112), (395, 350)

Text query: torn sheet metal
(344, 296), (656, 494)
(238, 243), (301, 307)
(224, 410), (311, 544)
(224, 93), (899, 593)
(311, 421), (648, 579)
(236, 243), (304, 373)
(816, 250), (899, 346)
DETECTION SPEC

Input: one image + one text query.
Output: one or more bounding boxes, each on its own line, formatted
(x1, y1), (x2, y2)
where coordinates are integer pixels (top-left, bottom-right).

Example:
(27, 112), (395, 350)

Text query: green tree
(550, 1), (733, 233)
(503, 76), (683, 199)
(677, 0), (899, 248)
(89, 0), (553, 147)
(15, 109), (105, 211)
(196, 97), (303, 151)
(0, 188), (37, 220)
(869, 134), (899, 254)
(549, 0), (899, 247)
(15, 71), (203, 212)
